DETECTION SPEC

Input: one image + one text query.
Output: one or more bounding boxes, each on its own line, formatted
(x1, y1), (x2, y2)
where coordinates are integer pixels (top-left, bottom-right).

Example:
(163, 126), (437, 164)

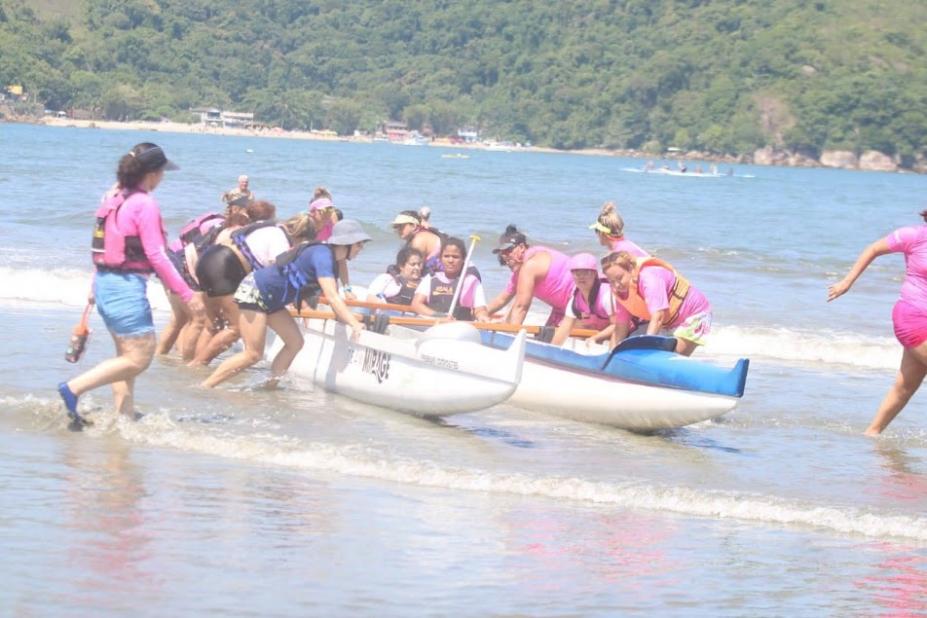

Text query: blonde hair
(597, 201), (625, 237)
(280, 213), (316, 241)
(312, 186), (332, 201)
(600, 250), (636, 273)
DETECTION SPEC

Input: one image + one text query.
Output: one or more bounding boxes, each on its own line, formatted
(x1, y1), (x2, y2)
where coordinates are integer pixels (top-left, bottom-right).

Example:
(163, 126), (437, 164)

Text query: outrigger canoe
(478, 331), (749, 431)
(275, 314), (527, 417)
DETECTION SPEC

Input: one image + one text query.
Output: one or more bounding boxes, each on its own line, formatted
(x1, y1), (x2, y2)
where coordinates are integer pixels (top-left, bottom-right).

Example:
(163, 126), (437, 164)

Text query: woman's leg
(675, 338), (698, 356)
(202, 309), (267, 388)
(68, 331), (156, 402)
(866, 342), (927, 435)
(178, 292), (208, 361)
(266, 311), (304, 378)
(155, 292), (189, 355)
(193, 295), (242, 365)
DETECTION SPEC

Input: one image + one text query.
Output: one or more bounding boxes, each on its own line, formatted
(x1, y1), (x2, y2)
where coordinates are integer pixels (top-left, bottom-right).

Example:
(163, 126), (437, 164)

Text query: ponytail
(116, 152), (146, 189)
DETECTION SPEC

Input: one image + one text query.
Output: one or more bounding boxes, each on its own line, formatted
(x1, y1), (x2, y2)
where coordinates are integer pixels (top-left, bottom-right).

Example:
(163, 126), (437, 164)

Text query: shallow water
(2, 123), (927, 614)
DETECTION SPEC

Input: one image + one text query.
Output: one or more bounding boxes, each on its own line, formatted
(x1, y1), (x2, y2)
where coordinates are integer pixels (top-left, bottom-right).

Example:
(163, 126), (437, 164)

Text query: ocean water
(2, 122), (927, 615)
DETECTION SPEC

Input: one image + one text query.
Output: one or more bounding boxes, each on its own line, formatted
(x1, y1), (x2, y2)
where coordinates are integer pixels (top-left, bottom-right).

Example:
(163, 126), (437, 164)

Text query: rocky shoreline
(5, 115), (920, 174)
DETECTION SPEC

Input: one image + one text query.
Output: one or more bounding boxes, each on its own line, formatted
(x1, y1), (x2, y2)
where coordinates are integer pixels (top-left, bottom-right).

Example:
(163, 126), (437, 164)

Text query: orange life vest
(613, 257), (690, 323)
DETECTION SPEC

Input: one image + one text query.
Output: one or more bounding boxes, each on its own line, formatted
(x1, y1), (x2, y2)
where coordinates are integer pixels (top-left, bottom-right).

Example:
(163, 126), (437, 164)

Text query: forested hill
(2, 0), (926, 164)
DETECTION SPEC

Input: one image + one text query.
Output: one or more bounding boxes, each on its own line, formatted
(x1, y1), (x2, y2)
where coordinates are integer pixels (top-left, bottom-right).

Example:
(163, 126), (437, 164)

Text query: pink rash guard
(112, 191), (195, 302)
(504, 246), (575, 312)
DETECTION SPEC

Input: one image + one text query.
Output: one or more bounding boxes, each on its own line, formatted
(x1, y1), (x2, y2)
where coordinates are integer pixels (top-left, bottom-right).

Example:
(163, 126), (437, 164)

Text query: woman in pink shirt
(829, 211), (927, 435)
(602, 251), (712, 356)
(485, 225), (575, 326)
(590, 201), (649, 258)
(58, 143), (205, 426)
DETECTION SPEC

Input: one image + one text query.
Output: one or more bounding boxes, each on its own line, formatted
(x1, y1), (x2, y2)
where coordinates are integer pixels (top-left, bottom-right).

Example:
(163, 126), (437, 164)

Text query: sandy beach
(31, 116), (676, 162)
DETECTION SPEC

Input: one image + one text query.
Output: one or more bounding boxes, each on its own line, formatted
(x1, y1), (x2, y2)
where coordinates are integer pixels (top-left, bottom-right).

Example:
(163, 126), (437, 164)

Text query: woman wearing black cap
(486, 225), (576, 327)
(58, 143), (205, 426)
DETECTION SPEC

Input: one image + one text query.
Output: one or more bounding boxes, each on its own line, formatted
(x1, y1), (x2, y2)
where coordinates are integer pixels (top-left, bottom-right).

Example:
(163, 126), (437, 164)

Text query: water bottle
(65, 324), (89, 363)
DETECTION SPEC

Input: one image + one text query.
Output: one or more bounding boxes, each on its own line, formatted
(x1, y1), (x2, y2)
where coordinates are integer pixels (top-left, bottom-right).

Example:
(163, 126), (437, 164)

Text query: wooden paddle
(292, 307), (600, 338)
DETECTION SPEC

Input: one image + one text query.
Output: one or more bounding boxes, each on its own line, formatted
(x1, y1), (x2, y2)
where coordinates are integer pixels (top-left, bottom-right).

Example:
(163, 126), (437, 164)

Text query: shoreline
(10, 117), (916, 174)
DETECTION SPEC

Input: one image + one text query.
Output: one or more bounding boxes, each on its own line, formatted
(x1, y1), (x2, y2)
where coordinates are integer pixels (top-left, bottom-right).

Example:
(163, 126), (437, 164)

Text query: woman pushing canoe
(601, 251), (712, 356)
(485, 225), (575, 327)
(202, 219), (370, 388)
(551, 253), (631, 346)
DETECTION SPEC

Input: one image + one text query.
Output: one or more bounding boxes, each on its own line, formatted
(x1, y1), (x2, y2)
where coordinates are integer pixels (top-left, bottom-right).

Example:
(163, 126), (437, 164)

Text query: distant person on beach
(59, 143), (205, 424)
(601, 250), (712, 356)
(222, 175), (253, 205)
(828, 211), (927, 435)
(590, 201), (650, 258)
(485, 225), (575, 326)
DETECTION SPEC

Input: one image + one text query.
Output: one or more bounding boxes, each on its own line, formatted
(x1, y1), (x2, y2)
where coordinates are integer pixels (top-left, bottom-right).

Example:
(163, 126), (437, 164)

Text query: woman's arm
(411, 293), (439, 317)
(136, 199), (198, 305)
(551, 316), (576, 346)
(486, 289), (514, 315)
(609, 318), (632, 349)
(828, 239), (892, 302)
(472, 306), (490, 322)
(591, 323), (615, 344)
(508, 261), (539, 325)
(318, 277), (364, 339)
(646, 309), (667, 335)
(337, 260), (355, 299)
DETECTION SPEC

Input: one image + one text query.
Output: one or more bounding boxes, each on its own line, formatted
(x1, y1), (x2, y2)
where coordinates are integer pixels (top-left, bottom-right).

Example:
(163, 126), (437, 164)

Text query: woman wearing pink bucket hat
(550, 253), (633, 346)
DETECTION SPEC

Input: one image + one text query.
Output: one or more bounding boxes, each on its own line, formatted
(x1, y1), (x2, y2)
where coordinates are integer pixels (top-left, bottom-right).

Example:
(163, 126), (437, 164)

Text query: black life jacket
(273, 241), (336, 311)
(230, 220), (280, 271)
(91, 189), (147, 271)
(384, 272), (418, 305)
(426, 267), (482, 321)
(570, 277), (611, 321)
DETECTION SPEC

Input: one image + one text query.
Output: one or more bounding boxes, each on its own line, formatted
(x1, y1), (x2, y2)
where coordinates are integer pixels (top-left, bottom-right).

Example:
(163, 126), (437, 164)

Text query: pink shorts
(892, 300), (927, 349)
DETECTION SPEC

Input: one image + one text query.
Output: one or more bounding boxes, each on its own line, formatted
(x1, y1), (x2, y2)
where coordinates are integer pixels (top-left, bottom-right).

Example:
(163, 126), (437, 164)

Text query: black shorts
(196, 245), (248, 297)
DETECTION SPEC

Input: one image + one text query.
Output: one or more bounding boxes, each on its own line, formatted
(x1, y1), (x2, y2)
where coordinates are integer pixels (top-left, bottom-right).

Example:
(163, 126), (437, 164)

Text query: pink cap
(309, 197), (334, 212)
(569, 252), (599, 272)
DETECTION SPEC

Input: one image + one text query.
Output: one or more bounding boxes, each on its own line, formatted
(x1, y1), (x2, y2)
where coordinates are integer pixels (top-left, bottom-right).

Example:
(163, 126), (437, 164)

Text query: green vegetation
(2, 0), (926, 162)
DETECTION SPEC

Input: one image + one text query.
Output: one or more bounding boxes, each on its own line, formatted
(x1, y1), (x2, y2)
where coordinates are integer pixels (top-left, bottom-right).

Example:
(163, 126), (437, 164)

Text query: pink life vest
(91, 189), (149, 271)
(168, 211), (225, 252)
(570, 278), (612, 330)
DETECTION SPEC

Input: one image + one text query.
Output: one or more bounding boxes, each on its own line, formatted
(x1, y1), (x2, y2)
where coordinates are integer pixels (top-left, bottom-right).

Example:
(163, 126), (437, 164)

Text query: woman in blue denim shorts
(58, 143), (205, 425)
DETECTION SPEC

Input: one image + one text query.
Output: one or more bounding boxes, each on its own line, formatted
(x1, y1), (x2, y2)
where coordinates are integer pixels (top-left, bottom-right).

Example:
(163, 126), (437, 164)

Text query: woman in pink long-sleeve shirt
(829, 209), (927, 435)
(59, 143), (205, 425)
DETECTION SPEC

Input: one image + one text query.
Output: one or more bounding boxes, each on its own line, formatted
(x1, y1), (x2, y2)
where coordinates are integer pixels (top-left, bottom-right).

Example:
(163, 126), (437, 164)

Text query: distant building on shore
(456, 128), (479, 143)
(193, 107), (255, 129)
(382, 120), (410, 142)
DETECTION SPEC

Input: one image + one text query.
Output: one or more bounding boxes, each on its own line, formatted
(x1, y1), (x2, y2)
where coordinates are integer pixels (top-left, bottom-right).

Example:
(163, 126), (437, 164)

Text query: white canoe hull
(276, 319), (526, 417)
(509, 361), (737, 430)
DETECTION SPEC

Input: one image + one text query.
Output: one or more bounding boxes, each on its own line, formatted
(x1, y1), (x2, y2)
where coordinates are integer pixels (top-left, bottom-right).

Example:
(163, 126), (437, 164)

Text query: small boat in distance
(441, 153), (470, 159)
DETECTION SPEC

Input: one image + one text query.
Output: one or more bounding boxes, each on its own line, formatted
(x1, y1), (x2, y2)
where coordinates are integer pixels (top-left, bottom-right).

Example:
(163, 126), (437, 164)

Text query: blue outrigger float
(479, 332), (749, 431)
